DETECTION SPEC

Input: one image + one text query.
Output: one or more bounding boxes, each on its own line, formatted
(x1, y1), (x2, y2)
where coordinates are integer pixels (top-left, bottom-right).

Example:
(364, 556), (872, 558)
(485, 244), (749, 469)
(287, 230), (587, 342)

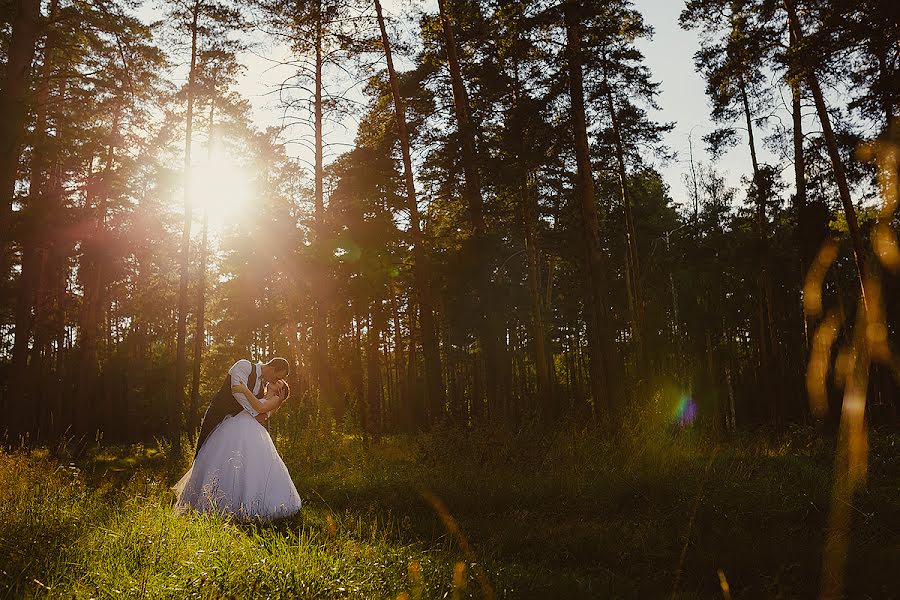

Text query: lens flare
(673, 395), (697, 426)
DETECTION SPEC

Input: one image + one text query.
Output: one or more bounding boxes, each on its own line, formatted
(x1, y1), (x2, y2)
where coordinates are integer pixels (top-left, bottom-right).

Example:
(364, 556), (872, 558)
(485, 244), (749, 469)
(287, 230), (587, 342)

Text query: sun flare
(192, 155), (255, 235)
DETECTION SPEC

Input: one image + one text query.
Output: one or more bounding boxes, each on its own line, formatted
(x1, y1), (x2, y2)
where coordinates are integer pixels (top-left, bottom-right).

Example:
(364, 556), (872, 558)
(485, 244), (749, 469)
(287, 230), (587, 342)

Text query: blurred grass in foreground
(1, 423), (898, 599)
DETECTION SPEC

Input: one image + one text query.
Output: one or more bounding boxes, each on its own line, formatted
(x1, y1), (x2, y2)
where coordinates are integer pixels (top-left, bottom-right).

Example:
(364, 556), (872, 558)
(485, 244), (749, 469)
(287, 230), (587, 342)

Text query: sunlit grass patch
(0, 426), (898, 598)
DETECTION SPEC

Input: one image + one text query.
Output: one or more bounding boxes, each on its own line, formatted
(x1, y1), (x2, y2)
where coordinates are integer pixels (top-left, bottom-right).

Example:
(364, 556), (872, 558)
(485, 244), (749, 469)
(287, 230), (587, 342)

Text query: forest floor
(1, 423), (898, 599)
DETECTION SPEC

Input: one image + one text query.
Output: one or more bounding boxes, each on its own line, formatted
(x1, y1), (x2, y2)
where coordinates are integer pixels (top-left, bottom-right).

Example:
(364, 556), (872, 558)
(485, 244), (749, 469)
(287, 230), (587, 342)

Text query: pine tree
(373, 0), (444, 425)
(0, 0), (41, 285)
(162, 0), (245, 445)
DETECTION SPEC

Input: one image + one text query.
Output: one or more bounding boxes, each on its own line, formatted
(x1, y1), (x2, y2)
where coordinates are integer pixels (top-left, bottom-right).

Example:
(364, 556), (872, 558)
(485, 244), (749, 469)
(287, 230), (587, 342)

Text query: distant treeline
(0, 0), (897, 445)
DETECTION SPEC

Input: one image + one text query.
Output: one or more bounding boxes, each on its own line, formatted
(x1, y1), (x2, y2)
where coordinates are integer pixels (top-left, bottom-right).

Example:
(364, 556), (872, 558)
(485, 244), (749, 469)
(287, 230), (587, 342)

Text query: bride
(174, 378), (302, 521)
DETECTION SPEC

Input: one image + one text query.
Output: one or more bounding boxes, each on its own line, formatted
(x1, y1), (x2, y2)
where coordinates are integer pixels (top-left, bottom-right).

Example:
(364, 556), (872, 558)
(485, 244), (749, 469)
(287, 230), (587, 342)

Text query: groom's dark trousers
(194, 367), (261, 458)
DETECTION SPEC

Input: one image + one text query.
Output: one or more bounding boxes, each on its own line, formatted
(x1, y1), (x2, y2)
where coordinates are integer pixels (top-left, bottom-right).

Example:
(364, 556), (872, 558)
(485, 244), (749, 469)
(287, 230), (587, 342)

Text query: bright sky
(632, 0), (785, 207)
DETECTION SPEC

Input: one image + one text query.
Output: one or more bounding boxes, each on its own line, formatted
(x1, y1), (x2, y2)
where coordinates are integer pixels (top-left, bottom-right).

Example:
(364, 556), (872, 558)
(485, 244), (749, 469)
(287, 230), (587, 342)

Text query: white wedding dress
(174, 411), (302, 521)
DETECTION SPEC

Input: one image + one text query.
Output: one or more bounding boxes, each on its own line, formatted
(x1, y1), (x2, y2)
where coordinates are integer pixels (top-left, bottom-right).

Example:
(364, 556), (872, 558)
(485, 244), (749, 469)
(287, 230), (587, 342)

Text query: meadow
(1, 422), (898, 599)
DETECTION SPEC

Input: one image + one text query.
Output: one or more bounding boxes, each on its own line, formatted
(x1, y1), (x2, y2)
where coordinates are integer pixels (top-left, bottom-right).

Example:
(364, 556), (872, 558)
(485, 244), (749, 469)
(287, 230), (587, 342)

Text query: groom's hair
(266, 357), (290, 375)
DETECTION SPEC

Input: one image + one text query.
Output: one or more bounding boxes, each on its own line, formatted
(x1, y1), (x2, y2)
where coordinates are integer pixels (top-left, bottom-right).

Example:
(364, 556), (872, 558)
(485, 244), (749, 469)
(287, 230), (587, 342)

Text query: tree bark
(508, 45), (553, 416)
(375, 0), (444, 426)
(522, 178), (552, 410)
(389, 279), (406, 418)
(436, 0), (503, 419)
(311, 0), (335, 422)
(405, 298), (420, 427)
(173, 0), (201, 446)
(603, 76), (644, 361)
(0, 0), (41, 282)
(784, 0), (868, 309)
(789, 23), (815, 364)
(366, 301), (384, 442)
(8, 0), (58, 441)
(76, 119), (119, 439)
(564, 0), (619, 419)
(738, 76), (781, 423)
(188, 101), (215, 433)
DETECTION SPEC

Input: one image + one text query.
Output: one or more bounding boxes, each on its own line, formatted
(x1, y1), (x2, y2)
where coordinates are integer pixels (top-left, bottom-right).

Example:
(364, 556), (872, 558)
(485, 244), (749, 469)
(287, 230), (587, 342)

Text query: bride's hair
(279, 380), (291, 401)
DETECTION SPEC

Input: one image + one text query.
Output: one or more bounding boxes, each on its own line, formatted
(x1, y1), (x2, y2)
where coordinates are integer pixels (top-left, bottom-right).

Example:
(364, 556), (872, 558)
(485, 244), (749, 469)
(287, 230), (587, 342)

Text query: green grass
(1, 423), (898, 599)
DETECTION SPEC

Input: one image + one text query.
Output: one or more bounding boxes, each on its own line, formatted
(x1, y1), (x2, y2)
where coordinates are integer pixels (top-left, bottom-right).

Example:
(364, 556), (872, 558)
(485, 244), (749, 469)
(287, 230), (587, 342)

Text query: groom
(194, 357), (290, 457)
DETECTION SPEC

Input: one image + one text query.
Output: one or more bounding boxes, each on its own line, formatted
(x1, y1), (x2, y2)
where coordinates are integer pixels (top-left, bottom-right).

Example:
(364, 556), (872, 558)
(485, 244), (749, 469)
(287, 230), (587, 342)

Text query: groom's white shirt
(228, 359), (265, 418)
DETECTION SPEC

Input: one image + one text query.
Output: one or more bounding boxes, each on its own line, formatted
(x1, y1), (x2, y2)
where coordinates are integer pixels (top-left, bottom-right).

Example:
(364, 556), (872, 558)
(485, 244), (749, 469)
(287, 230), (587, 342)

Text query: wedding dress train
(174, 411), (301, 521)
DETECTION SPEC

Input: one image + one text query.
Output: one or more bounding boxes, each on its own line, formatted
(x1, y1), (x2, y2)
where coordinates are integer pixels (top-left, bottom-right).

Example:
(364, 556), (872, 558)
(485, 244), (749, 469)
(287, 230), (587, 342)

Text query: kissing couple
(174, 357), (302, 521)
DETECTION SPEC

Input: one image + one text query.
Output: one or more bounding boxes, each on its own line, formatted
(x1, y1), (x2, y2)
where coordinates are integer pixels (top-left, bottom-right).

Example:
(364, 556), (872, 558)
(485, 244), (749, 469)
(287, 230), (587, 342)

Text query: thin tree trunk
(25, 0), (61, 442)
(604, 76), (644, 359)
(738, 75), (782, 424)
(375, 0), (444, 425)
(509, 49), (553, 416)
(76, 119), (119, 439)
(188, 102), (215, 433)
(366, 302), (384, 443)
(564, 0), (619, 419)
(312, 0), (334, 421)
(405, 298), (420, 428)
(0, 0), (41, 281)
(688, 133), (701, 219)
(389, 279), (406, 414)
(784, 0), (868, 309)
(790, 22), (812, 354)
(522, 180), (552, 411)
(173, 0), (201, 447)
(436, 0), (484, 234)
(6, 0), (53, 441)
(436, 0), (503, 419)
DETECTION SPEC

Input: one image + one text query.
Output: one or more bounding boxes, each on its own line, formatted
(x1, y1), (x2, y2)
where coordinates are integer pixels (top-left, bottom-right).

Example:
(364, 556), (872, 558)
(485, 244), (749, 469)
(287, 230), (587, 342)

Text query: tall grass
(1, 423), (898, 598)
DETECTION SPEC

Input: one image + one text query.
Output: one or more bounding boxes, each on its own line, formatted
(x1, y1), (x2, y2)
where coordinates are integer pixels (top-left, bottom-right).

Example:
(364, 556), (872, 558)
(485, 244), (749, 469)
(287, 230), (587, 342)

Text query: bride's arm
(233, 382), (287, 416)
(231, 382), (269, 414)
(255, 397), (287, 423)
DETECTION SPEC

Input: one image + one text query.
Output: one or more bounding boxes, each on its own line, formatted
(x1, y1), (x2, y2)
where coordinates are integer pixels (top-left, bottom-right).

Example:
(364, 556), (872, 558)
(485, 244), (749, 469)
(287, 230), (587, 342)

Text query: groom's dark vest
(194, 364), (263, 457)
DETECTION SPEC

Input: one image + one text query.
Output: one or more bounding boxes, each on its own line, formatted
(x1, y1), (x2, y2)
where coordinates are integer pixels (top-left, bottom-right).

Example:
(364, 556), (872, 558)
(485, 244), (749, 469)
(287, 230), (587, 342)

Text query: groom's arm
(228, 359), (259, 416)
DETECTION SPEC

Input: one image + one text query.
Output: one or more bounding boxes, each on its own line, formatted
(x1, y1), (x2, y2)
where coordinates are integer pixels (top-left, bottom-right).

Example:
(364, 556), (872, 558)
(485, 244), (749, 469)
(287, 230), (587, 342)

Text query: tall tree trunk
(312, 0), (334, 422)
(389, 279), (406, 417)
(405, 298), (420, 428)
(189, 101), (215, 433)
(375, 0), (444, 425)
(738, 77), (781, 423)
(366, 301), (384, 443)
(790, 21), (811, 352)
(436, 0), (503, 419)
(187, 215), (208, 432)
(76, 120), (119, 439)
(0, 0), (41, 282)
(8, 1), (58, 440)
(564, 1), (619, 419)
(784, 0), (868, 308)
(876, 40), (894, 132)
(788, 22), (826, 422)
(603, 75), (644, 363)
(352, 309), (364, 433)
(173, 1), (201, 446)
(523, 178), (552, 411)
(436, 0), (484, 234)
(27, 8), (62, 443)
(508, 49), (553, 417)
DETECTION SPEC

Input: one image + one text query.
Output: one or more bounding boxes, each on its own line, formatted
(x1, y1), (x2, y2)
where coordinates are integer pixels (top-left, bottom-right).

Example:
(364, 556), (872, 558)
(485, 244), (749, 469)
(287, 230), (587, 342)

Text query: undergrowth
(1, 423), (898, 598)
